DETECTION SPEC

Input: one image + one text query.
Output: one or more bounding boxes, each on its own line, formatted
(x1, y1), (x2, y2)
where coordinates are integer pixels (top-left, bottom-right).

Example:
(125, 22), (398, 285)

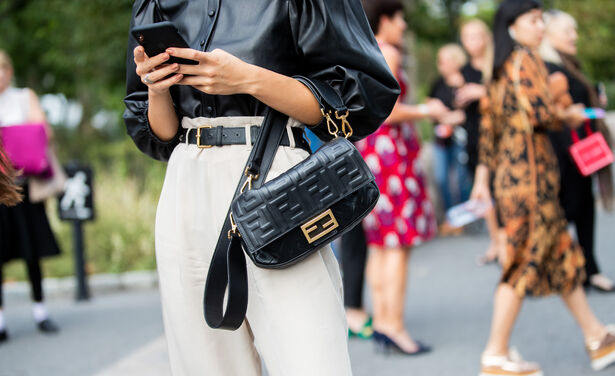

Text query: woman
(471, 1), (615, 374)
(428, 44), (471, 218)
(457, 19), (506, 266)
(540, 10), (615, 293)
(357, 0), (447, 355)
(124, 1), (399, 374)
(0, 50), (61, 344)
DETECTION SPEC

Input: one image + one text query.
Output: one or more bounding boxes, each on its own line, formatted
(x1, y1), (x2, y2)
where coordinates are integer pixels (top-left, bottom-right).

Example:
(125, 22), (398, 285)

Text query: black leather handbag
(203, 79), (379, 330)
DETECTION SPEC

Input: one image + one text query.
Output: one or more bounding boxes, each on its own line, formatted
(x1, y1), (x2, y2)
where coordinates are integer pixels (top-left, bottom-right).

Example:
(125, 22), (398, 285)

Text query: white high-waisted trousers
(155, 116), (352, 376)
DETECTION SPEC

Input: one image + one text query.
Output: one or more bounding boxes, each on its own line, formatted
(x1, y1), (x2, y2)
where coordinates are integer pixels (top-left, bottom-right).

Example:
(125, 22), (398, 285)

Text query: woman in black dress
(0, 50), (61, 344)
(540, 9), (614, 292)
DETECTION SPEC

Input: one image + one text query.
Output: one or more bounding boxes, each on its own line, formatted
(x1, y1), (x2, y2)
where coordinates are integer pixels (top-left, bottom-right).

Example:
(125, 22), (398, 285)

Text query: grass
(4, 139), (166, 281)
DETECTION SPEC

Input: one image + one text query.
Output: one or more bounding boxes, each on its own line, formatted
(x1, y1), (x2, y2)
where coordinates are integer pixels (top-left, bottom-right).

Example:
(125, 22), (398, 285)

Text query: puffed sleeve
(507, 50), (561, 131)
(123, 0), (181, 162)
(289, 0), (400, 141)
(478, 94), (497, 173)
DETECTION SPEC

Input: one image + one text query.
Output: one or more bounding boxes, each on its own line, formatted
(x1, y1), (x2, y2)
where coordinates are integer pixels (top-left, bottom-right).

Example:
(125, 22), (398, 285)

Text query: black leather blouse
(124, 0), (400, 161)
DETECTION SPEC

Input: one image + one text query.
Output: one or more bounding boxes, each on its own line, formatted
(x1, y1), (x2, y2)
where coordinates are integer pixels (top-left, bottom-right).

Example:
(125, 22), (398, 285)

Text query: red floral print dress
(355, 69), (437, 249)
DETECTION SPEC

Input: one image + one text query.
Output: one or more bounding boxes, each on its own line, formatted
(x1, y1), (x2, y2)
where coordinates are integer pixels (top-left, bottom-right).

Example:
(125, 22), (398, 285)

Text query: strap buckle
(240, 167), (259, 193)
(227, 212), (241, 239)
(323, 109), (352, 139)
(335, 110), (353, 139)
(196, 125), (213, 148)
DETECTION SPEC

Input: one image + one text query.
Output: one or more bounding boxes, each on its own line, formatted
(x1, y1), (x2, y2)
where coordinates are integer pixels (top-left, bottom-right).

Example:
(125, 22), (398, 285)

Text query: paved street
(1, 210), (614, 376)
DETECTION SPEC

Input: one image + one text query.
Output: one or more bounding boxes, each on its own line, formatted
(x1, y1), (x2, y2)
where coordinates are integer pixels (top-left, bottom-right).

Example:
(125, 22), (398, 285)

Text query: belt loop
(286, 123), (296, 149)
(244, 125), (252, 148)
(215, 125), (222, 146)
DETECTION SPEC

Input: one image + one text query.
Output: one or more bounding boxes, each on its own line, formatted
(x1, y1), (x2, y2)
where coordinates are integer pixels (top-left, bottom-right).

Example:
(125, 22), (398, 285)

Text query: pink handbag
(569, 120), (614, 176)
(0, 123), (51, 177)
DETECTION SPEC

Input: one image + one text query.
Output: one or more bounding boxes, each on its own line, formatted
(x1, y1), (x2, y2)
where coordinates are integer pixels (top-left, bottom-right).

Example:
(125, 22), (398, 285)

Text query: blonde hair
(0, 50), (13, 71)
(438, 44), (468, 69)
(540, 10), (577, 65)
(460, 19), (494, 83)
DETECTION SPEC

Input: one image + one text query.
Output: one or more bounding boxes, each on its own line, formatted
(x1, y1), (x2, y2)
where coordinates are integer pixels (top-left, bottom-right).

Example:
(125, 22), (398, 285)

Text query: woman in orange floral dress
(471, 1), (615, 375)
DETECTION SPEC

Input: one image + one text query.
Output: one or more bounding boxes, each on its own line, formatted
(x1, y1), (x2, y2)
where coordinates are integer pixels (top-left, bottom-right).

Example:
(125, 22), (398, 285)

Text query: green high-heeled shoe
(348, 316), (374, 339)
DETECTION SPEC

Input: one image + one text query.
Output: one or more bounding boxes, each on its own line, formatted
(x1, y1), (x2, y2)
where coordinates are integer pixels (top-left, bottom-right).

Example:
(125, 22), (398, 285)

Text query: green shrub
(4, 138), (166, 281)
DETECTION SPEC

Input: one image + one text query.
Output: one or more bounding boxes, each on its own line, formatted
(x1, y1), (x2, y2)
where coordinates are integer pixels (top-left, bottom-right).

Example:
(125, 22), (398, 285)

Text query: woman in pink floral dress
(358, 0), (453, 355)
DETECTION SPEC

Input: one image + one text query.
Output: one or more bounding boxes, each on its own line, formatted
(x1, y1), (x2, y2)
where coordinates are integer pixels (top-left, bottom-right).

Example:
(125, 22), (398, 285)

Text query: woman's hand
(438, 109), (466, 127)
(167, 47), (321, 125)
(425, 98), (449, 120)
(471, 181), (492, 204)
(133, 46), (183, 94)
(561, 103), (586, 129)
(470, 164), (492, 205)
(169, 48), (256, 95)
(455, 83), (486, 108)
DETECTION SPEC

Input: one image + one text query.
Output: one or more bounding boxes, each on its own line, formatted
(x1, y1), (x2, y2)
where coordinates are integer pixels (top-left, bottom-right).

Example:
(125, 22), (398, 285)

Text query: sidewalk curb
(3, 270), (159, 301)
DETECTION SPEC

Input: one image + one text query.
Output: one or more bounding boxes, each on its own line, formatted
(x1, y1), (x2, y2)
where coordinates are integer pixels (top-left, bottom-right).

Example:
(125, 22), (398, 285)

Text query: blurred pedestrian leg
(341, 224), (372, 339)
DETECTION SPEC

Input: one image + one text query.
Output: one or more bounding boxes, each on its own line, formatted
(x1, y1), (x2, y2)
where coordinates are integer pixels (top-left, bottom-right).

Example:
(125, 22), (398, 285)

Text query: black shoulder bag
(203, 79), (380, 330)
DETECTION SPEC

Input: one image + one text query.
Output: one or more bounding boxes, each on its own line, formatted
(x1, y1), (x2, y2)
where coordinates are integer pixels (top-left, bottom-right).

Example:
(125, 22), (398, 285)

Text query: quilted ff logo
(300, 209), (339, 244)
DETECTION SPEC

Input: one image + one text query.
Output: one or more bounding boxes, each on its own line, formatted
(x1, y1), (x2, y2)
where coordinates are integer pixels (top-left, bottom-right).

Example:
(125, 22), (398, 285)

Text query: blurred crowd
(340, 0), (615, 374)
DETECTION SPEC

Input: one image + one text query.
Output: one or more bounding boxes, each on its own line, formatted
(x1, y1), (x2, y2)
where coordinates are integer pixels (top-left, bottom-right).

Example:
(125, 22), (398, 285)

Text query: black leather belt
(182, 125), (311, 152)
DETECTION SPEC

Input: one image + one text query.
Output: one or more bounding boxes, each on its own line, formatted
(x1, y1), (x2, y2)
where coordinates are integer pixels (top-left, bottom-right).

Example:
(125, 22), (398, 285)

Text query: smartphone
(131, 21), (198, 65)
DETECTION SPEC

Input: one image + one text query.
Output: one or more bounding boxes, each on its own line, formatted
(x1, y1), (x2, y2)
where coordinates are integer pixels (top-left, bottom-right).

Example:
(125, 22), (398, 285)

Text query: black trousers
(570, 197), (599, 278)
(558, 173), (599, 278)
(340, 224), (368, 309)
(0, 259), (44, 307)
(551, 131), (600, 279)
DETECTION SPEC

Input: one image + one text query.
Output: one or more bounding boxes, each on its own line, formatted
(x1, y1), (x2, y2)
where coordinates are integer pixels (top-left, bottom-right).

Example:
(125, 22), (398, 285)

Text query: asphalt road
(1, 210), (614, 376)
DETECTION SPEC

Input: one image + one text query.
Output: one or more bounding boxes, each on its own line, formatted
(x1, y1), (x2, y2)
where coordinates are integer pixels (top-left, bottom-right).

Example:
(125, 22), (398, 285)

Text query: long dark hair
(361, 0), (404, 35)
(492, 0), (542, 79)
(0, 144), (22, 206)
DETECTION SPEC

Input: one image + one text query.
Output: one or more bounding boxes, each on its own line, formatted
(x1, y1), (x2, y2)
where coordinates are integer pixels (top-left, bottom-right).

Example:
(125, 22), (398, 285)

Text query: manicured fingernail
(166, 48), (174, 54)
(173, 64), (179, 70)
(162, 53), (169, 60)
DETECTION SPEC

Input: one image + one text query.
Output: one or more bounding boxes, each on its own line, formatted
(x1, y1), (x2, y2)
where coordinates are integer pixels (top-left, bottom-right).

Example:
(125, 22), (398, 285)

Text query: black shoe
(0, 329), (8, 343)
(373, 330), (431, 356)
(37, 319), (59, 334)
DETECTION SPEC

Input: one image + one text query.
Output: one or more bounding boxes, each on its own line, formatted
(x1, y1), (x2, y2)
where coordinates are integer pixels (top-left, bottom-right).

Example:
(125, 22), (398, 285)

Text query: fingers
(135, 51), (170, 76)
(145, 63), (180, 83)
(133, 46), (147, 62)
(175, 75), (207, 87)
(166, 48), (207, 63)
(149, 73), (184, 92)
(176, 63), (209, 76)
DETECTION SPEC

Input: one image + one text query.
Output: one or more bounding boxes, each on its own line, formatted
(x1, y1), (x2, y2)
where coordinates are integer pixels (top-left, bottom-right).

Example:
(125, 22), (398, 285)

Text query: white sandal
(479, 348), (543, 376)
(586, 325), (615, 371)
(589, 274), (615, 292)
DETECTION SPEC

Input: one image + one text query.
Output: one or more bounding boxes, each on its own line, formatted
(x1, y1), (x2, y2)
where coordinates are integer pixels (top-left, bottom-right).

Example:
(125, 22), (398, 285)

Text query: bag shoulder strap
(203, 109), (288, 330)
(204, 81), (349, 330)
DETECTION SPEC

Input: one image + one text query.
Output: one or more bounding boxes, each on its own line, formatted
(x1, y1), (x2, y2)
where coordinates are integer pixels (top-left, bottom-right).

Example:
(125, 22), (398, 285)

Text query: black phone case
(131, 21), (198, 65)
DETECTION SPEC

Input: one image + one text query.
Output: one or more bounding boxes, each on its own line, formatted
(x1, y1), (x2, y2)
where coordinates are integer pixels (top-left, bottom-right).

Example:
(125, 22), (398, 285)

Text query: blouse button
(200, 40), (205, 47)
(207, 106), (213, 114)
(208, 10), (216, 17)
